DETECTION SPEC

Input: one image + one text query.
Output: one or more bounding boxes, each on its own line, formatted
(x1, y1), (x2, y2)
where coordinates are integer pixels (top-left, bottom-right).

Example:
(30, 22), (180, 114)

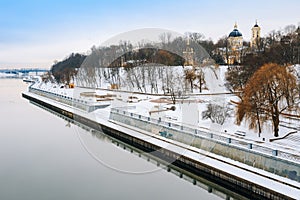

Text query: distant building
(228, 23), (243, 50)
(226, 23), (244, 64)
(216, 21), (262, 65)
(250, 20), (261, 50)
(183, 37), (194, 66)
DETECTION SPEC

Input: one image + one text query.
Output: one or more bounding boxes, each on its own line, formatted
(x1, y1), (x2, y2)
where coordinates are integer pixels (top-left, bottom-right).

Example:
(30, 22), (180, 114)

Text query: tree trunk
(199, 81), (202, 93)
(256, 110), (261, 137)
(199, 76), (202, 93)
(171, 92), (176, 104)
(272, 113), (280, 137)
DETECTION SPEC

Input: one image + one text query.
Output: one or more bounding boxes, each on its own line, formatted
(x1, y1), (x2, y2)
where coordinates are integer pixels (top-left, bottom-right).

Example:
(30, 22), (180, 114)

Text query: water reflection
(30, 101), (248, 200)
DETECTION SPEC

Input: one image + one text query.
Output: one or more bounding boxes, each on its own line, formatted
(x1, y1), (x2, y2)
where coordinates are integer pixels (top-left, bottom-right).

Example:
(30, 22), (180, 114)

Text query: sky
(0, 0), (299, 69)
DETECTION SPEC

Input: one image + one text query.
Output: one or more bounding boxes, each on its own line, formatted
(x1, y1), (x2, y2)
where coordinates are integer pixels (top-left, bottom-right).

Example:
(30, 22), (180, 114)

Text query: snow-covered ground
(0, 71), (44, 78)
(0, 72), (19, 78)
(25, 64), (300, 198)
(23, 88), (300, 199)
(29, 64), (300, 158)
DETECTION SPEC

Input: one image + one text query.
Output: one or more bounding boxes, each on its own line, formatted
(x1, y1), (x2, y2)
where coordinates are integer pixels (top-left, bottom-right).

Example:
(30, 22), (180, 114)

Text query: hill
(50, 53), (86, 83)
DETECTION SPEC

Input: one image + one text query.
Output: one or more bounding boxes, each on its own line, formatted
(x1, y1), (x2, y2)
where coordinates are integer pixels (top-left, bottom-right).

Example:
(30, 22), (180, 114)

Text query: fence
(28, 87), (300, 164)
(26, 86), (300, 181)
(110, 107), (300, 164)
(28, 86), (111, 112)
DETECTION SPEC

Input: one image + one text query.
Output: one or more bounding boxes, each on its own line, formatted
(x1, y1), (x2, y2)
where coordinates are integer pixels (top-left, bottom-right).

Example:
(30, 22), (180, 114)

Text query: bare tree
(185, 69), (196, 93)
(196, 68), (205, 93)
(237, 63), (298, 137)
(202, 103), (231, 125)
(159, 32), (172, 47)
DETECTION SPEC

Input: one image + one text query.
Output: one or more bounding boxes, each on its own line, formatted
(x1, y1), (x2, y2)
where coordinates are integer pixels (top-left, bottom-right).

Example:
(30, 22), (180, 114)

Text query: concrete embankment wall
(22, 92), (297, 200)
(110, 111), (300, 183)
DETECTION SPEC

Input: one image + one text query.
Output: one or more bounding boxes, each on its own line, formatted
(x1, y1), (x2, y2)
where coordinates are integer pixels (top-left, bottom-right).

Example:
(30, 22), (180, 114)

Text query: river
(0, 79), (246, 200)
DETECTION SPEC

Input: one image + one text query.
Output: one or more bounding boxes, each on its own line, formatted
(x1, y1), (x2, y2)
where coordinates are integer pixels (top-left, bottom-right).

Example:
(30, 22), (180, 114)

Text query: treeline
(50, 23), (299, 84)
(225, 24), (300, 137)
(50, 53), (86, 84)
(109, 48), (185, 67)
(243, 24), (300, 66)
(226, 24), (300, 94)
(50, 35), (211, 83)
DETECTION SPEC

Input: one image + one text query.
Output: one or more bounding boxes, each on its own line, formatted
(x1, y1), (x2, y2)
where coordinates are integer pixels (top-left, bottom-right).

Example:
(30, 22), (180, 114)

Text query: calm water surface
(0, 79), (243, 200)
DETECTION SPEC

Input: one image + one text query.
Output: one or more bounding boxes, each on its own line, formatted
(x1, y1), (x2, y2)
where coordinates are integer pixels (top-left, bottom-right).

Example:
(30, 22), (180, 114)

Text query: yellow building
(215, 21), (262, 65)
(250, 20), (261, 50)
(183, 37), (194, 66)
(226, 23), (244, 64)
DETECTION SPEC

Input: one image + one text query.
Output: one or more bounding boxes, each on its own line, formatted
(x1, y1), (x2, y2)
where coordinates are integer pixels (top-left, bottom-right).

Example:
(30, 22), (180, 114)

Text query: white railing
(29, 87), (91, 111)
(110, 107), (300, 163)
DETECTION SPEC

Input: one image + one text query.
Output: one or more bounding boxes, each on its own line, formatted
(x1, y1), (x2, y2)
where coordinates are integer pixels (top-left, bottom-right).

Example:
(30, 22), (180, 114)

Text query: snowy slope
(202, 65), (227, 93)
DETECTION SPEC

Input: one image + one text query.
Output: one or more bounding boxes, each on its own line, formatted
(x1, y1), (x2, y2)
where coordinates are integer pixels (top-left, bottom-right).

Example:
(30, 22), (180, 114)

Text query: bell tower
(250, 20), (261, 50)
(183, 37), (194, 66)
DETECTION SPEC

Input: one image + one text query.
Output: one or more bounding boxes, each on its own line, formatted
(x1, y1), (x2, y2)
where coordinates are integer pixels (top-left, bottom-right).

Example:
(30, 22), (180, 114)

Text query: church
(221, 21), (261, 64)
(250, 20), (261, 50)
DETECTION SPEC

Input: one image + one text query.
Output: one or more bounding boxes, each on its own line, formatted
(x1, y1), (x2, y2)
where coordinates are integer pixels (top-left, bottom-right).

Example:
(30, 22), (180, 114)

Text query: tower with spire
(250, 20), (261, 50)
(183, 36), (194, 66)
(217, 21), (263, 65)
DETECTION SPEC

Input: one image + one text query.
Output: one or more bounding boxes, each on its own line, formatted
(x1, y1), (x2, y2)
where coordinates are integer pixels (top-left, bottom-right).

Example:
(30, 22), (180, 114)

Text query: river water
(0, 79), (246, 200)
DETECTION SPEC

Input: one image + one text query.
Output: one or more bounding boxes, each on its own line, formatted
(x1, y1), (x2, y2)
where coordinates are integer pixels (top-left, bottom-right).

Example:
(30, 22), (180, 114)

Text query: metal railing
(110, 107), (300, 163)
(27, 87), (300, 164)
(29, 87), (90, 111)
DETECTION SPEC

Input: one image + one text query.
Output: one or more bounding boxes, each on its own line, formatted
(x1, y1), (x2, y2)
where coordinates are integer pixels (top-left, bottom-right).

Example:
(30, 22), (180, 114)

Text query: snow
(74, 64), (231, 95)
(29, 64), (300, 156)
(0, 72), (18, 78)
(26, 62), (300, 192)
(23, 75), (300, 198)
(24, 90), (300, 198)
(293, 64), (300, 78)
(202, 66), (227, 93)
